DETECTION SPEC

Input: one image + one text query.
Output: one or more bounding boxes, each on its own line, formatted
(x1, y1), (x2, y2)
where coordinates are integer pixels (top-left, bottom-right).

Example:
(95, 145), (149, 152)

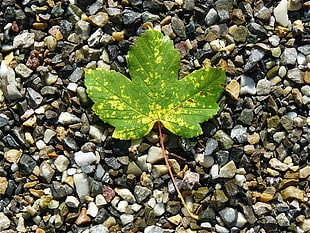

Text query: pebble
(65, 196), (80, 208)
(75, 20), (91, 40)
(144, 225), (164, 233)
(13, 31), (35, 48)
(219, 207), (238, 227)
(219, 161), (237, 178)
(280, 48), (297, 65)
(0, 212), (10, 230)
(74, 151), (97, 167)
(204, 8), (218, 26)
(74, 173), (90, 202)
(39, 161), (55, 183)
(204, 138), (218, 156)
(88, 12), (109, 27)
(276, 213), (290, 227)
(0, 177), (8, 195)
(287, 68), (304, 84)
(134, 185), (152, 203)
(281, 186), (304, 201)
(58, 112), (81, 125)
(225, 80), (240, 100)
(256, 79), (271, 95)
(274, 0), (290, 27)
(115, 188), (136, 203)
(269, 158), (289, 171)
(151, 165), (168, 178)
(147, 146), (164, 164)
(299, 166), (310, 178)
(244, 49), (265, 72)
(231, 125), (247, 143)
(4, 149), (23, 163)
(15, 63), (33, 78)
(240, 75), (256, 95)
(54, 155), (70, 172)
(87, 202), (98, 217)
(75, 207), (91, 225)
(90, 225), (109, 233)
(213, 130), (234, 150)
(120, 213), (134, 225)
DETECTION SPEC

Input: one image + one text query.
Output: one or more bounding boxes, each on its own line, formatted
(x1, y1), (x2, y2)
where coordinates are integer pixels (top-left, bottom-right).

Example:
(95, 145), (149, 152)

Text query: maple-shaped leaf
(85, 30), (226, 140)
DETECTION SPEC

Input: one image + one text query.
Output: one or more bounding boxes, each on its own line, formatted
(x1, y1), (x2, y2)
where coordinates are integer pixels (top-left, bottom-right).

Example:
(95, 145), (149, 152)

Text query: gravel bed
(0, 0), (310, 232)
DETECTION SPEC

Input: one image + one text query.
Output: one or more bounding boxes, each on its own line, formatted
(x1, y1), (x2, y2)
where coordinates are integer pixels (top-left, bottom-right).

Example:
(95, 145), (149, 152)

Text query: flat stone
(281, 186), (304, 201)
(58, 112), (81, 125)
(276, 213), (290, 227)
(147, 146), (164, 164)
(75, 20), (91, 40)
(274, 0), (289, 27)
(244, 49), (265, 72)
(0, 177), (8, 195)
(231, 125), (247, 143)
(240, 75), (256, 95)
(299, 166), (310, 178)
(75, 208), (91, 225)
(134, 185), (152, 203)
(4, 149), (23, 163)
(226, 80), (240, 100)
(15, 64), (33, 78)
(204, 138), (218, 156)
(213, 130), (234, 150)
(54, 155), (70, 172)
(120, 214), (134, 225)
(74, 151), (96, 167)
(219, 207), (238, 227)
(256, 79), (271, 95)
(13, 31), (35, 48)
(65, 196), (80, 208)
(219, 161), (237, 178)
(115, 188), (136, 203)
(0, 212), (10, 230)
(74, 173), (90, 202)
(269, 158), (289, 171)
(204, 8), (218, 25)
(280, 48), (297, 65)
(89, 12), (109, 27)
(39, 161), (55, 183)
(287, 68), (304, 84)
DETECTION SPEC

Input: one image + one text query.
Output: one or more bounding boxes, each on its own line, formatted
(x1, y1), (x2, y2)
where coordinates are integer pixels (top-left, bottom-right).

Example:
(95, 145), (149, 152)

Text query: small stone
(4, 149), (23, 163)
(74, 173), (90, 202)
(226, 80), (240, 100)
(120, 214), (134, 225)
(39, 161), (55, 183)
(248, 22), (267, 37)
(269, 158), (289, 171)
(112, 31), (125, 41)
(229, 25), (248, 42)
(287, 68), (304, 84)
(204, 8), (218, 25)
(256, 79), (271, 95)
(69, 67), (84, 82)
(27, 88), (43, 108)
(171, 15), (186, 40)
(276, 213), (290, 227)
(75, 208), (91, 225)
(151, 165), (168, 178)
(13, 31), (35, 48)
(274, 0), (289, 27)
(281, 186), (304, 201)
(235, 212), (247, 228)
(0, 177), (8, 195)
(299, 166), (310, 178)
(153, 203), (165, 216)
(269, 35), (280, 47)
(19, 154), (36, 175)
(58, 112), (81, 125)
(44, 35), (57, 51)
(213, 130), (234, 150)
(147, 146), (164, 164)
(89, 12), (109, 27)
(15, 64), (33, 78)
(168, 214), (183, 225)
(122, 10), (141, 25)
(74, 151), (96, 167)
(0, 212), (10, 230)
(65, 196), (80, 208)
(127, 161), (142, 176)
(231, 125), (247, 143)
(219, 207), (238, 227)
(219, 161), (237, 178)
(134, 185), (152, 203)
(280, 48), (297, 65)
(115, 188), (136, 203)
(87, 202), (98, 217)
(75, 20), (91, 41)
(144, 226), (164, 233)
(181, 171), (200, 190)
(238, 109), (254, 126)
(54, 155), (70, 172)
(253, 202), (272, 216)
(232, 9), (245, 25)
(300, 219), (310, 232)
(281, 115), (293, 132)
(90, 225), (108, 233)
(247, 133), (260, 144)
(204, 138), (218, 156)
(0, 113), (9, 127)
(244, 49), (265, 72)
(240, 75), (256, 95)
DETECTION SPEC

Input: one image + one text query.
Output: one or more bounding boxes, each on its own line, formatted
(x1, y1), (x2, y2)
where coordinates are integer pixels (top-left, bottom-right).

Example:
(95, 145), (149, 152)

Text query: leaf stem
(157, 121), (199, 220)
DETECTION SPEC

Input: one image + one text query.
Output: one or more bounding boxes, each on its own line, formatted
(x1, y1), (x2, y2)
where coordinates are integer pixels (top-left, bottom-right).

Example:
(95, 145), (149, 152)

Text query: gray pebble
(244, 49), (265, 72)
(240, 75), (256, 95)
(256, 78), (271, 95)
(231, 125), (247, 143)
(122, 10), (141, 25)
(238, 108), (254, 126)
(171, 15), (186, 39)
(219, 207), (238, 227)
(287, 68), (304, 84)
(280, 48), (297, 65)
(297, 44), (310, 55)
(13, 31), (35, 48)
(248, 22), (267, 37)
(75, 20), (91, 40)
(204, 138), (218, 155)
(205, 8), (218, 25)
(134, 185), (152, 203)
(58, 112), (81, 125)
(15, 64), (33, 78)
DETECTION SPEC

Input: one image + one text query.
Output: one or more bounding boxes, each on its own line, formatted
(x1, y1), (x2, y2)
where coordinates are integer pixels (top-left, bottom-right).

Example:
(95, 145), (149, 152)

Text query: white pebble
(117, 200), (128, 213)
(54, 155), (70, 172)
(87, 202), (98, 217)
(95, 194), (107, 206)
(115, 188), (136, 203)
(153, 203), (165, 216)
(73, 173), (90, 202)
(58, 112), (80, 125)
(36, 140), (46, 150)
(274, 0), (290, 27)
(147, 146), (164, 164)
(65, 196), (80, 208)
(74, 151), (96, 167)
(120, 214), (134, 225)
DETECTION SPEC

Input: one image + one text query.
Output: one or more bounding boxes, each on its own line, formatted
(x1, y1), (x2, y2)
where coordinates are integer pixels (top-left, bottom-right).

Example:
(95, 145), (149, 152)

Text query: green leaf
(85, 30), (226, 140)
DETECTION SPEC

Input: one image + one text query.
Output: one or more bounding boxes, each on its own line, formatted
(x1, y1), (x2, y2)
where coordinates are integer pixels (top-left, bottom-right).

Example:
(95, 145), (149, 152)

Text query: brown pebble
(226, 80), (240, 100)
(304, 69), (310, 84)
(112, 31), (125, 41)
(247, 133), (260, 144)
(292, 88), (303, 105)
(12, 21), (19, 32)
(75, 208), (92, 225)
(0, 177), (8, 195)
(281, 186), (304, 201)
(26, 50), (41, 70)
(65, 212), (79, 223)
(33, 22), (49, 30)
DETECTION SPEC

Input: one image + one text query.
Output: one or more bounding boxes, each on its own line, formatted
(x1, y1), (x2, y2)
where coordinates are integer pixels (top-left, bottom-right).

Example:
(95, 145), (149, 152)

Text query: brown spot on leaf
(187, 99), (194, 103)
(199, 91), (204, 96)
